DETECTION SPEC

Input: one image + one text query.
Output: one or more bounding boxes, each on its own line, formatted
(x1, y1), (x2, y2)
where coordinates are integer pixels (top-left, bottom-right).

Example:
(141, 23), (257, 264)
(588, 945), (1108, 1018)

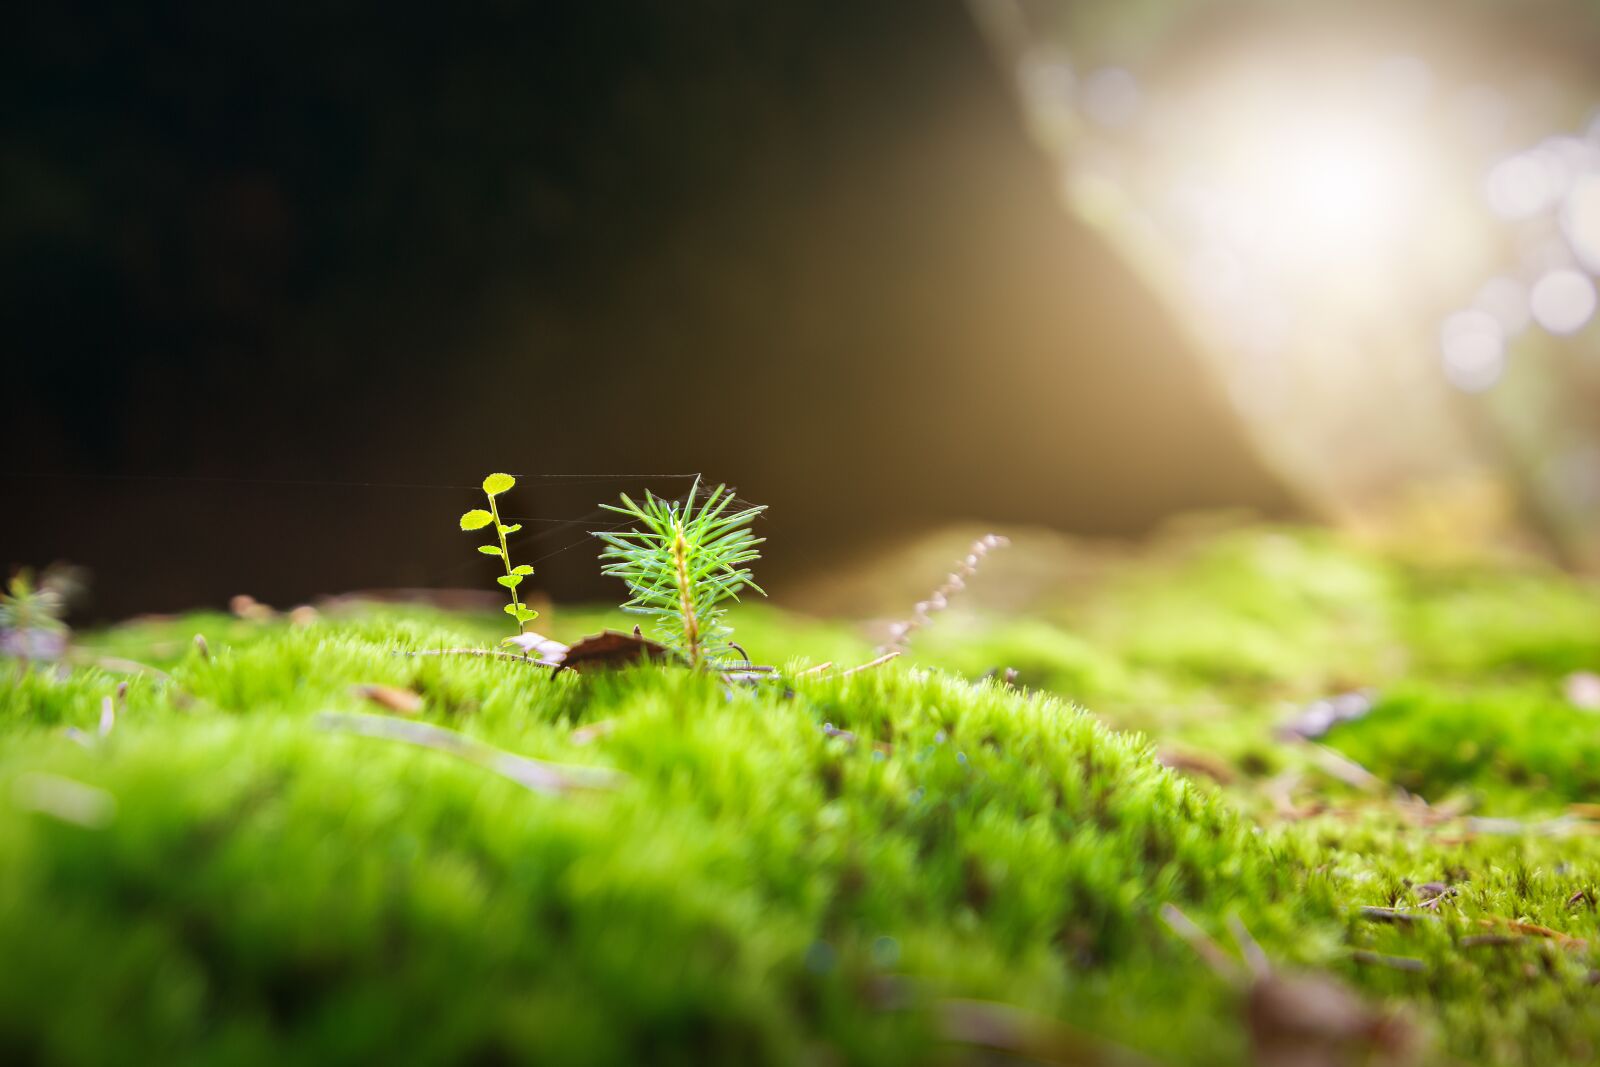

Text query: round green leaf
(512, 565), (534, 576)
(503, 604), (520, 616)
(459, 509), (493, 531)
(478, 545), (503, 557)
(496, 575), (523, 589)
(482, 473), (516, 497)
(498, 523), (523, 535)
(514, 606), (539, 623)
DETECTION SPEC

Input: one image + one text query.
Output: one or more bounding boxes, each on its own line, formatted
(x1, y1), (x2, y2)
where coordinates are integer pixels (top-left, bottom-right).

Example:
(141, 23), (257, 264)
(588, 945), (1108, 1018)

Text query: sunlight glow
(1160, 86), (1441, 290)
(1262, 120), (1418, 264)
(1007, 19), (1600, 413)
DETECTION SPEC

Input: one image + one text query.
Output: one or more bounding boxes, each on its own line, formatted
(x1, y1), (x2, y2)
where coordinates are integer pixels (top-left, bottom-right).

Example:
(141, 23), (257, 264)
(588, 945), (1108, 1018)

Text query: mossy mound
(0, 611), (1323, 1065)
(1323, 681), (1600, 810)
(9, 522), (1600, 1065)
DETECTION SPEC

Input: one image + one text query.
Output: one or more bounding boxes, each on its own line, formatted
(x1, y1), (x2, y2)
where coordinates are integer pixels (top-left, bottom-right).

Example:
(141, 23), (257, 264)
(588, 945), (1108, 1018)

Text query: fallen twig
(401, 647), (536, 662)
(1459, 934), (1520, 949)
(1227, 915), (1271, 980)
(1299, 742), (1386, 793)
(839, 651), (900, 677)
(1358, 906), (1439, 926)
(315, 712), (623, 796)
(1159, 904), (1244, 981)
(1349, 950), (1426, 973)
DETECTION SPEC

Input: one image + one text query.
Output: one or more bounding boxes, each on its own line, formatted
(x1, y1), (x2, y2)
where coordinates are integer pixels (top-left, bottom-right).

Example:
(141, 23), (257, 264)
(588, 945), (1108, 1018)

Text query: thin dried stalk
(840, 651), (900, 677)
(400, 647), (536, 662)
(882, 534), (1009, 652)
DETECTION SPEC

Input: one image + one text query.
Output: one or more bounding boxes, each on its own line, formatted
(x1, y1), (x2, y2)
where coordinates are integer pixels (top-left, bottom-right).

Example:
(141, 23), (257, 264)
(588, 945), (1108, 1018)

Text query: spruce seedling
(459, 473), (537, 634)
(595, 479), (765, 668)
(0, 567), (73, 664)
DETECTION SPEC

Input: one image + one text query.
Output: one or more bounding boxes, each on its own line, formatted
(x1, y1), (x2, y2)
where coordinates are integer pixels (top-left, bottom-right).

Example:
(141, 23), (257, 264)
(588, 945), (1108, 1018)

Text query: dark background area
(2, 1), (1293, 620)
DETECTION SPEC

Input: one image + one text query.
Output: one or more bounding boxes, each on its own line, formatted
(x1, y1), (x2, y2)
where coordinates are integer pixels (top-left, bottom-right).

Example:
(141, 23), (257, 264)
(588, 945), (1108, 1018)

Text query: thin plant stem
(486, 492), (522, 634)
(670, 521), (701, 667)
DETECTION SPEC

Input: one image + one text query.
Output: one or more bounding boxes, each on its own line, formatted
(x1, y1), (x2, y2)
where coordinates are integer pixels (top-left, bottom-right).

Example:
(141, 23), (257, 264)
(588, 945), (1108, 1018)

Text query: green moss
(1324, 681), (1600, 809)
(1399, 567), (1600, 676)
(5, 524), (1600, 1064)
(0, 613), (1330, 1065)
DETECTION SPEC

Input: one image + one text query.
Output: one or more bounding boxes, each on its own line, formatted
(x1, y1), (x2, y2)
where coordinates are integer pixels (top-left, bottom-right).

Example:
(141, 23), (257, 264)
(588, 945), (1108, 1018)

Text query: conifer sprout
(595, 479), (765, 669)
(0, 568), (74, 664)
(459, 472), (536, 635)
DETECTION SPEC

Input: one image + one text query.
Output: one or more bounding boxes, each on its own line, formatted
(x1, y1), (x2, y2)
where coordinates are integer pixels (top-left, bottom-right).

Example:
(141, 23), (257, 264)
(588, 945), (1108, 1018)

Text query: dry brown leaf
(1159, 749), (1237, 784)
(935, 998), (1156, 1066)
(1249, 971), (1413, 1067)
(353, 684), (423, 715)
(501, 629), (671, 672)
(559, 630), (672, 672)
(1478, 917), (1586, 948)
(1160, 905), (1419, 1067)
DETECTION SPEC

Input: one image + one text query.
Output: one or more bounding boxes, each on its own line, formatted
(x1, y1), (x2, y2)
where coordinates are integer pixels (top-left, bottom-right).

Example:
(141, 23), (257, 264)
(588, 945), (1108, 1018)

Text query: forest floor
(5, 521), (1600, 1065)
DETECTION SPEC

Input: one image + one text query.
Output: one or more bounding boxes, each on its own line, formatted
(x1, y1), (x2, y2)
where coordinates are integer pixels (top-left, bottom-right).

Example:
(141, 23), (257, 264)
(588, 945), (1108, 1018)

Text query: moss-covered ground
(6, 522), (1600, 1064)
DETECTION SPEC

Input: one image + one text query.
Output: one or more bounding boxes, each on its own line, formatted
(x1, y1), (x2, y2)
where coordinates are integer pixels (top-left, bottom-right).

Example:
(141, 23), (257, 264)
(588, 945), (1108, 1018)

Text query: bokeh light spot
(1562, 173), (1600, 274)
(1529, 268), (1597, 334)
(1440, 309), (1506, 392)
(1082, 67), (1140, 127)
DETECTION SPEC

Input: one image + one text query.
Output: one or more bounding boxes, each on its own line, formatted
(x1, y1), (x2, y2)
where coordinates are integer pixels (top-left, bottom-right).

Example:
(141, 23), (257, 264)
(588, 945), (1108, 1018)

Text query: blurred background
(4, 0), (1599, 619)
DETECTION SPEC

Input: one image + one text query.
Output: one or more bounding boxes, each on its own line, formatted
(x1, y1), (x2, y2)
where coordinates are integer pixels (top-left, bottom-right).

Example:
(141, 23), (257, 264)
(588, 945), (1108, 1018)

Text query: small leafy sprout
(595, 478), (765, 669)
(460, 473), (537, 634)
(0, 567), (76, 663)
